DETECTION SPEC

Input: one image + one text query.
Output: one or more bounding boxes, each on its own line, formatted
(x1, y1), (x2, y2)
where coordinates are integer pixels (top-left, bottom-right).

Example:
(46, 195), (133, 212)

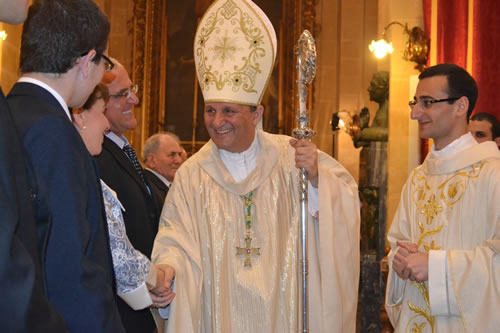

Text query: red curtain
(423, 0), (432, 59)
(436, 0), (469, 67)
(421, 0), (500, 161)
(421, 0), (432, 161)
(472, 1), (500, 119)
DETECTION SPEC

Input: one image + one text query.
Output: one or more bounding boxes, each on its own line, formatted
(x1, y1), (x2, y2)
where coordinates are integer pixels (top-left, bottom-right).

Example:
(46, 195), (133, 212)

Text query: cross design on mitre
(236, 235), (260, 267)
(211, 33), (239, 65)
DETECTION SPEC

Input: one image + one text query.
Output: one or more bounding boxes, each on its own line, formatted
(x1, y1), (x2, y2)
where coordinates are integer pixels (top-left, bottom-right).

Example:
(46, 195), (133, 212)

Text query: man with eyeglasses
(6, 0), (125, 332)
(96, 59), (164, 333)
(385, 63), (500, 332)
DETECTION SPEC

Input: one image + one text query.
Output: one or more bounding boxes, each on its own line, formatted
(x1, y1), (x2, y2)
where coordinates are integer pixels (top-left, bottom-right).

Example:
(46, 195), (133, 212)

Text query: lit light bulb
(369, 39), (393, 59)
(339, 119), (345, 128)
(0, 30), (7, 41)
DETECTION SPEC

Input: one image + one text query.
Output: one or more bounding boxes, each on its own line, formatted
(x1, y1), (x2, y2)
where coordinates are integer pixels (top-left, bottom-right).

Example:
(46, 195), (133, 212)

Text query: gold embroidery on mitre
(194, 0), (275, 104)
(210, 32), (241, 65)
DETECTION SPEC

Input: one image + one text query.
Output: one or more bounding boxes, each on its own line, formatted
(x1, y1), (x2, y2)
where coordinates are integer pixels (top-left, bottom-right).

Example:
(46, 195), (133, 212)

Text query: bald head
(0, 0), (30, 25)
(143, 133), (184, 182)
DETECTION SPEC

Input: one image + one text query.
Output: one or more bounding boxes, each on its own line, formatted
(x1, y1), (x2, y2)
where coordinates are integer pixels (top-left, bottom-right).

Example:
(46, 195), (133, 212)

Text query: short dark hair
(471, 112), (500, 139)
(82, 84), (109, 111)
(20, 0), (110, 74)
(419, 63), (478, 121)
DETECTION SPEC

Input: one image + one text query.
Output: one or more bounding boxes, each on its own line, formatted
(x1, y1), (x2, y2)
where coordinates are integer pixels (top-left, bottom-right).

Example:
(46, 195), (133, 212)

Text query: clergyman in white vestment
(151, 0), (361, 332)
(386, 63), (500, 332)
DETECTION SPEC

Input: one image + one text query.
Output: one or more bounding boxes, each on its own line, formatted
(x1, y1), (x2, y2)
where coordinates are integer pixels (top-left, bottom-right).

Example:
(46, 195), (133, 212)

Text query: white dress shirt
(146, 168), (171, 188)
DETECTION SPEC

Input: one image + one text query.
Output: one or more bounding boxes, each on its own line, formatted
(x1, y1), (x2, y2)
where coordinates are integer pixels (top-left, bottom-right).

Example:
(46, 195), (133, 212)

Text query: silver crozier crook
(293, 30), (317, 333)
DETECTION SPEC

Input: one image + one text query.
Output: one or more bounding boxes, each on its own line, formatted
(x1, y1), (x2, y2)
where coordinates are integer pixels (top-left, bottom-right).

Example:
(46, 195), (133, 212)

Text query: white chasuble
(386, 141), (500, 333)
(152, 131), (360, 333)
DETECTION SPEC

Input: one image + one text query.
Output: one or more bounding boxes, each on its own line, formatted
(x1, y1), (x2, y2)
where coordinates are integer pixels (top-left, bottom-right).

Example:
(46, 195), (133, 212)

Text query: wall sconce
(0, 30), (7, 41)
(369, 21), (430, 72)
(331, 111), (360, 138)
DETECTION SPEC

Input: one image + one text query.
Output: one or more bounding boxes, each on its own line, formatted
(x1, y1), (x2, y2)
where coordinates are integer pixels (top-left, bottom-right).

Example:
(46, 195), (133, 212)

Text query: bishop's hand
(150, 264), (176, 308)
(290, 138), (319, 187)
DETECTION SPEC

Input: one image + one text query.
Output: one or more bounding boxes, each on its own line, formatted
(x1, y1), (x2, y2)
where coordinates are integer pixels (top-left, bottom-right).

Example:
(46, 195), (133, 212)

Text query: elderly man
(386, 64), (500, 332)
(0, 0), (66, 331)
(6, 0), (124, 331)
(151, 1), (360, 332)
(469, 112), (500, 149)
(143, 132), (184, 205)
(96, 59), (161, 333)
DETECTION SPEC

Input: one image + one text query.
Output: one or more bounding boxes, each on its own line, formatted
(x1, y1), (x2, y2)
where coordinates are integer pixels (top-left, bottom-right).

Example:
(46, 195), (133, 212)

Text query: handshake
(147, 264), (176, 308)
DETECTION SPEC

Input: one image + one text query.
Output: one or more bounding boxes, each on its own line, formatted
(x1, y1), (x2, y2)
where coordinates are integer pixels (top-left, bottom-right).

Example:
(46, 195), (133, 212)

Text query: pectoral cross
(236, 235), (260, 267)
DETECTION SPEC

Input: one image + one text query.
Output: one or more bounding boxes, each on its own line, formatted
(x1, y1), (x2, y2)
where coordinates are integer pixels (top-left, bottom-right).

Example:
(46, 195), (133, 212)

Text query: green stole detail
(236, 191), (260, 267)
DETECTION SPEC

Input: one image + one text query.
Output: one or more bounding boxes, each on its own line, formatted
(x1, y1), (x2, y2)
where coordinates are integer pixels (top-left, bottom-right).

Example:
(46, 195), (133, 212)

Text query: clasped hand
(149, 264), (176, 308)
(392, 241), (429, 282)
(290, 138), (319, 187)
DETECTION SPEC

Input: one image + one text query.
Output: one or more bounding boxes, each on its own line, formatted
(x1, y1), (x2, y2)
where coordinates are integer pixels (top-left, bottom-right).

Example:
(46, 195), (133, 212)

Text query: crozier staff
(152, 0), (361, 332)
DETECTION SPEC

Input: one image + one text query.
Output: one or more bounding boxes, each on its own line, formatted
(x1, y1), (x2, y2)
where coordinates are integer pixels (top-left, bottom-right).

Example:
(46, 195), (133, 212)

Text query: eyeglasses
(409, 97), (460, 110)
(109, 84), (138, 99)
(79, 51), (114, 72)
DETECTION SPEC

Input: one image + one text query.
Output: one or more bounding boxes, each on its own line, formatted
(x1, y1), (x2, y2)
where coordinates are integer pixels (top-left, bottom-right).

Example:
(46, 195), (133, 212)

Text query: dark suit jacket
(7, 82), (124, 333)
(144, 169), (169, 210)
(96, 136), (160, 333)
(0, 86), (67, 332)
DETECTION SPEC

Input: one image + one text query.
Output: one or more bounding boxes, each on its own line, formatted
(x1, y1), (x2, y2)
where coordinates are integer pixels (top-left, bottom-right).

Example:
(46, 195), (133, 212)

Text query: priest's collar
(430, 132), (477, 159)
(196, 130), (279, 195)
(219, 133), (260, 183)
(423, 132), (500, 175)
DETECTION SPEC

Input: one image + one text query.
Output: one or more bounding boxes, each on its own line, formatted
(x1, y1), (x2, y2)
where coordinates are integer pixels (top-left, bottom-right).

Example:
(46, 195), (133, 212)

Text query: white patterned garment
(100, 180), (151, 294)
(386, 137), (500, 332)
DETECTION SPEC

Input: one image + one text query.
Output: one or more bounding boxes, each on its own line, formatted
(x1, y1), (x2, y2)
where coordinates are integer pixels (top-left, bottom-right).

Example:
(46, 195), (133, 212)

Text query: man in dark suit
(96, 59), (160, 333)
(0, 1), (67, 331)
(6, 1), (124, 332)
(142, 132), (184, 206)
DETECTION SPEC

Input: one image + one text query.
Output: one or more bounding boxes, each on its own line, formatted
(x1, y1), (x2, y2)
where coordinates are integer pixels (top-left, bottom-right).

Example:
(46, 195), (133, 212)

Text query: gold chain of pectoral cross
(236, 191), (260, 268)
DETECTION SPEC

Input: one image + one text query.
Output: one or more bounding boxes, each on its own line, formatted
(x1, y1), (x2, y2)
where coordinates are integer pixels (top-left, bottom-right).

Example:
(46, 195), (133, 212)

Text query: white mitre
(194, 0), (277, 106)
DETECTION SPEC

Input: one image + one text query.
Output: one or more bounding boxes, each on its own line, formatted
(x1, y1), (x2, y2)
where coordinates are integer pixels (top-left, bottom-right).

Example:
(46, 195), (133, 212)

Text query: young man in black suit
(96, 59), (161, 333)
(7, 1), (124, 332)
(0, 0), (67, 331)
